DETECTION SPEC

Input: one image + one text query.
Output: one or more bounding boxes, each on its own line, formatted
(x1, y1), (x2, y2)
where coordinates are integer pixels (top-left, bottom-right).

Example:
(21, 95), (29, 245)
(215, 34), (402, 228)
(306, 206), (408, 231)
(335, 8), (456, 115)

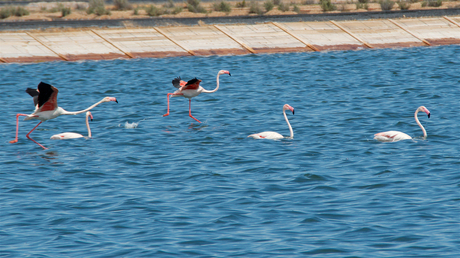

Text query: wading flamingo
(374, 106), (431, 142)
(50, 111), (93, 140)
(10, 82), (118, 149)
(163, 70), (231, 123)
(248, 104), (295, 140)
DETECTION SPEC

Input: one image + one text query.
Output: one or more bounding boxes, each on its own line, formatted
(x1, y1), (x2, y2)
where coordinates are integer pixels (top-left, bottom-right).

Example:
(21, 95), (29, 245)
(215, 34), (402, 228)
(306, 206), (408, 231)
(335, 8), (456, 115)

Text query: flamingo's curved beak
(107, 97), (118, 103)
(422, 107), (430, 118)
(228, 72), (231, 76)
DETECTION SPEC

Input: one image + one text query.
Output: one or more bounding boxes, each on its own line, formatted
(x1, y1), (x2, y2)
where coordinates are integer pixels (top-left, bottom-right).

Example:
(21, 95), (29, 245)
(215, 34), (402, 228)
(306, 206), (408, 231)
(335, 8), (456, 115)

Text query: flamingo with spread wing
(10, 82), (117, 149)
(163, 70), (231, 123)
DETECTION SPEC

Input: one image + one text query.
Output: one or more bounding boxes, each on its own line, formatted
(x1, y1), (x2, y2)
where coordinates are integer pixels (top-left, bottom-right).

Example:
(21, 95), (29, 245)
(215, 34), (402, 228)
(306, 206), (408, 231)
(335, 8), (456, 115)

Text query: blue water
(1, 45), (460, 257)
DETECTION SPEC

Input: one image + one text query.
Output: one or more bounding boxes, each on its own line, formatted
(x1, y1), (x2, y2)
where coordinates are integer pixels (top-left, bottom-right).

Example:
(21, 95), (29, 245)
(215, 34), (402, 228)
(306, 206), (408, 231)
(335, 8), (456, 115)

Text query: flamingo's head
(86, 111), (93, 121)
(418, 106), (430, 118)
(283, 104), (295, 115)
(219, 70), (231, 76)
(103, 97), (118, 103)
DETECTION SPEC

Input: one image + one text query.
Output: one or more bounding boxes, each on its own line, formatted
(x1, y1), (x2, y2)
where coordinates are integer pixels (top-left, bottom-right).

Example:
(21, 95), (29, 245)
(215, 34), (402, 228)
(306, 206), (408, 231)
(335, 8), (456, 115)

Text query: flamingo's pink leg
(189, 99), (201, 123)
(163, 93), (173, 117)
(163, 92), (184, 117)
(9, 114), (28, 144)
(25, 121), (48, 150)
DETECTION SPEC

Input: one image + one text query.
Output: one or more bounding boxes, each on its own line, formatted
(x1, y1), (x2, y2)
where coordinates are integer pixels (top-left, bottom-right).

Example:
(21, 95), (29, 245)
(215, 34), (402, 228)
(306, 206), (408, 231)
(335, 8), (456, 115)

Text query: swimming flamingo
(9, 82), (118, 149)
(374, 106), (431, 142)
(163, 70), (231, 123)
(50, 111), (93, 140)
(248, 104), (295, 140)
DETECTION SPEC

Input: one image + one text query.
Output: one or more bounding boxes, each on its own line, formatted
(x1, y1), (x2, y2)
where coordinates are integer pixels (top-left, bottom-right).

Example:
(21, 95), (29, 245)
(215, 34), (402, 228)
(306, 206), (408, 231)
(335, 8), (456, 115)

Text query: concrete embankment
(1, 10), (460, 63)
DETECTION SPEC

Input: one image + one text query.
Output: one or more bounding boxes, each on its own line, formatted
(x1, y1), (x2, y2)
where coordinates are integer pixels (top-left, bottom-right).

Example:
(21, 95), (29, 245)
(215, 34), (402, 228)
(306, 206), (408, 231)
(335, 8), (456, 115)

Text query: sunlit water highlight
(1, 45), (460, 257)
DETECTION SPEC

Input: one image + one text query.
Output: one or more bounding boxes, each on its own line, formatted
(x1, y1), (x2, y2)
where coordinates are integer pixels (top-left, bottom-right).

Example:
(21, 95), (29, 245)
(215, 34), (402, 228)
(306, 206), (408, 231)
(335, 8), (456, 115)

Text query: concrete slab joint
(154, 27), (195, 56)
(25, 32), (69, 61)
(388, 19), (431, 46)
(91, 29), (134, 58)
(330, 20), (373, 48)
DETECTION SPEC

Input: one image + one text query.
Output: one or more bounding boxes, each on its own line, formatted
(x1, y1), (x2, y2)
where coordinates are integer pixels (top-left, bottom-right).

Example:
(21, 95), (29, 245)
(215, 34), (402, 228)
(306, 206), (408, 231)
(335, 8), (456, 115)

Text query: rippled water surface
(1, 46), (460, 257)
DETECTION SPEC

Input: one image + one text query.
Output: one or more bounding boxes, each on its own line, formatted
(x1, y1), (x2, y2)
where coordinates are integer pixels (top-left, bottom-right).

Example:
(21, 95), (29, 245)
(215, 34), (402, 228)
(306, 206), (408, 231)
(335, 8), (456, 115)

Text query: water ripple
(1, 45), (460, 257)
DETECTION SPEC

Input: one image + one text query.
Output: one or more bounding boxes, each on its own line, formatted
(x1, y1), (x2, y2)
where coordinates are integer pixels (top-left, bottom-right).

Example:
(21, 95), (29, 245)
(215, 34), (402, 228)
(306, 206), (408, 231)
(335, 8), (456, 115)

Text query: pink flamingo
(50, 111), (93, 140)
(163, 70), (231, 123)
(374, 106), (431, 142)
(10, 82), (118, 149)
(248, 104), (295, 140)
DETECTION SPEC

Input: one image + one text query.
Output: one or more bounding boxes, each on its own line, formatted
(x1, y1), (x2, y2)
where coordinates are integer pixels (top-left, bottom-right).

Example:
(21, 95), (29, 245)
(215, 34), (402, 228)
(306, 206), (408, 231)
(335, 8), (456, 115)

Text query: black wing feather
(37, 82), (54, 108)
(186, 78), (200, 85)
(25, 88), (39, 107)
(172, 77), (182, 88)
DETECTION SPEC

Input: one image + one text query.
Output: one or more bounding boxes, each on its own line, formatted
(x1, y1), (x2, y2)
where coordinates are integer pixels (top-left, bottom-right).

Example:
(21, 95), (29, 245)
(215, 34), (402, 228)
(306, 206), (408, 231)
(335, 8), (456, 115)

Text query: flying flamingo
(50, 111), (93, 140)
(9, 82), (118, 149)
(248, 104), (295, 140)
(374, 106), (431, 142)
(163, 70), (231, 123)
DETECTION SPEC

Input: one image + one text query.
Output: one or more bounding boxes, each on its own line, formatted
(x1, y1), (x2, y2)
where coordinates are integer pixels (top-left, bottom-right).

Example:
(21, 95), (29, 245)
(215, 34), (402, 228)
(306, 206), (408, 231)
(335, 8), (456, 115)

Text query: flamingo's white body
(10, 82), (117, 149)
(174, 88), (204, 99)
(248, 104), (295, 140)
(374, 106), (431, 142)
(50, 111), (93, 140)
(163, 70), (231, 123)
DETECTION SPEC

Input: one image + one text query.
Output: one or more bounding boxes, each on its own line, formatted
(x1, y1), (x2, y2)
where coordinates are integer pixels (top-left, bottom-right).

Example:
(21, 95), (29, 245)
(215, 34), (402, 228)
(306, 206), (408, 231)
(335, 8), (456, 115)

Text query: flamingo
(374, 106), (431, 142)
(9, 82), (118, 149)
(50, 111), (93, 140)
(248, 104), (295, 140)
(163, 70), (231, 123)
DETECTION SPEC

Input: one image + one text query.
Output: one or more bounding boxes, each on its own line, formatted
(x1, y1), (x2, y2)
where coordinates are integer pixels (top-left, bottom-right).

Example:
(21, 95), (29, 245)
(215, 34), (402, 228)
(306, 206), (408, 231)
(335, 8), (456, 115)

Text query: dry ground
(1, 0), (460, 22)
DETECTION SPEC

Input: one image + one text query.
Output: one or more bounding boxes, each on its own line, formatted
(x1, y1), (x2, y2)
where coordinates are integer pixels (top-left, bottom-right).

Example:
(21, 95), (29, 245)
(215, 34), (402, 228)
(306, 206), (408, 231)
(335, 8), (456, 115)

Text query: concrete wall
(1, 16), (460, 63)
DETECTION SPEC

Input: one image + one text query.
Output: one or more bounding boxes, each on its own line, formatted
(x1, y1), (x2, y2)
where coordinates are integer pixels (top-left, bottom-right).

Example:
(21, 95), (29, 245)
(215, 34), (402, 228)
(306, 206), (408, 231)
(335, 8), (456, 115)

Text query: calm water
(1, 45), (460, 257)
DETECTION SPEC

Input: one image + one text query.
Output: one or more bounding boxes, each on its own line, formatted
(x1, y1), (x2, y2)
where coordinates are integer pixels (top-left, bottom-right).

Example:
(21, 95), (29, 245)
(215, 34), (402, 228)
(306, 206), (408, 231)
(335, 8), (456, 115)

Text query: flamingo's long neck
(284, 109), (293, 139)
(86, 112), (92, 138)
(201, 72), (221, 93)
(414, 109), (427, 138)
(61, 98), (107, 116)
